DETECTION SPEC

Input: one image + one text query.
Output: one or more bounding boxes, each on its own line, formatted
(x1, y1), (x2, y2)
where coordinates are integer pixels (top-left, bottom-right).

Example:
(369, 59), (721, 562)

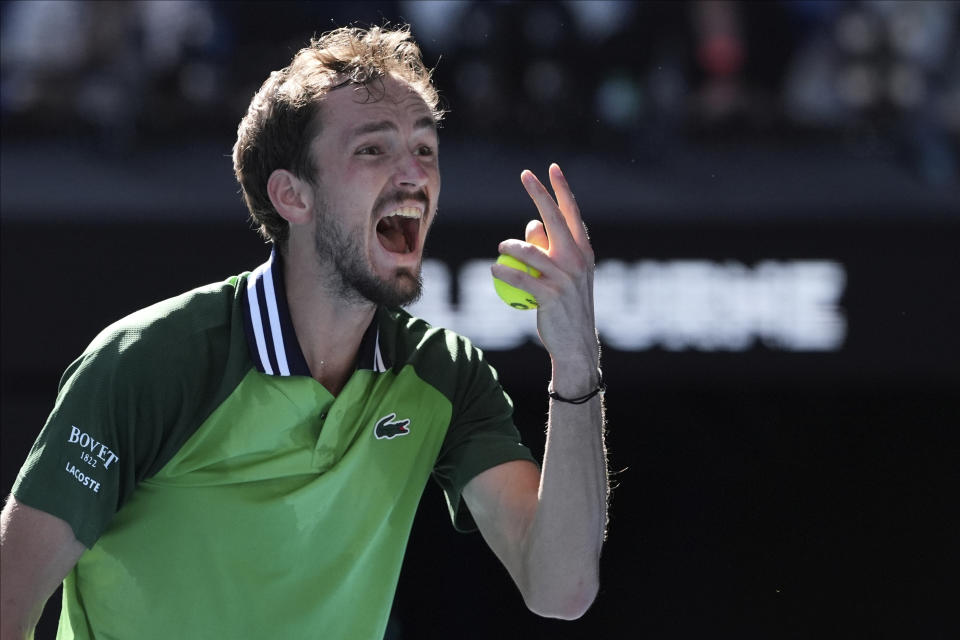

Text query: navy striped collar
(242, 249), (390, 377)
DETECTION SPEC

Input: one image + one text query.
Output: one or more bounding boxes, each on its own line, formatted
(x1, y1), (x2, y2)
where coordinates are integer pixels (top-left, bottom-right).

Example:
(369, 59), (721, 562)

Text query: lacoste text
(66, 462), (101, 493)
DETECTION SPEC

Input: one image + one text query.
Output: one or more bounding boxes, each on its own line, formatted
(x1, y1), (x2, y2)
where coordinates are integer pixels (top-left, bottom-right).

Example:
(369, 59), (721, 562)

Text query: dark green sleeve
(11, 278), (250, 547)
(430, 332), (537, 532)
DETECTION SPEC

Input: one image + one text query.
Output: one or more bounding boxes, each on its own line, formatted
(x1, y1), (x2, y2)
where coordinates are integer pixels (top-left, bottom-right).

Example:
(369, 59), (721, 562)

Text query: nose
(393, 152), (429, 190)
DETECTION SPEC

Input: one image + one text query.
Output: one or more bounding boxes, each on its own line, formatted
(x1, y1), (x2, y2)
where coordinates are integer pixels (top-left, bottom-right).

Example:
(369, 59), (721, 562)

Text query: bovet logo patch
(67, 426), (119, 469)
(374, 413), (411, 440)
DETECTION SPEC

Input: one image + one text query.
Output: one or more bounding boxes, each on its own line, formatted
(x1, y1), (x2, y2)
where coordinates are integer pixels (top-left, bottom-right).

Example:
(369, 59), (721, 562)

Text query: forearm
(1, 501), (44, 640)
(520, 364), (608, 619)
(1, 497), (86, 640)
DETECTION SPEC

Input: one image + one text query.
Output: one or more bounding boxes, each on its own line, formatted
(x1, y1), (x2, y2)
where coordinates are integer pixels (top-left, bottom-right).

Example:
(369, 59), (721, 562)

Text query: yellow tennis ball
(493, 254), (541, 310)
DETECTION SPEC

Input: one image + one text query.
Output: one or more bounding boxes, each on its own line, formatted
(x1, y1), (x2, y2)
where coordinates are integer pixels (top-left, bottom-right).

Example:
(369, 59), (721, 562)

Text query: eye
(415, 145), (435, 156)
(356, 145), (381, 156)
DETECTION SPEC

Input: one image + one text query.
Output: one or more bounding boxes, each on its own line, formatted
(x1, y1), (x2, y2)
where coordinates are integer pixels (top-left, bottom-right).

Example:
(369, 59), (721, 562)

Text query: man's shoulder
(381, 306), (480, 358)
(379, 307), (498, 395)
(82, 274), (249, 372)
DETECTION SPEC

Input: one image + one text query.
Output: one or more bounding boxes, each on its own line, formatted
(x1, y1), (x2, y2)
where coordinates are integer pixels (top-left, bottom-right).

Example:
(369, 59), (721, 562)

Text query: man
(1, 25), (607, 639)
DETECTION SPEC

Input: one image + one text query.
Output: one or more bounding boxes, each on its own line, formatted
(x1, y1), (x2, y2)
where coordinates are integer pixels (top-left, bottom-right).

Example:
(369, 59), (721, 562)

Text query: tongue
(376, 217), (408, 253)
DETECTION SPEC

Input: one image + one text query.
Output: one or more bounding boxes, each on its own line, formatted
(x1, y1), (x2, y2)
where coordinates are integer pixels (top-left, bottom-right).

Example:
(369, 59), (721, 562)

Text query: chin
(349, 266), (423, 308)
(389, 269), (423, 307)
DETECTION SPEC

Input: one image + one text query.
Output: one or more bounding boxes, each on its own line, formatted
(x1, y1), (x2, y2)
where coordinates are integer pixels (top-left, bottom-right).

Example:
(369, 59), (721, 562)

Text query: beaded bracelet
(548, 370), (605, 404)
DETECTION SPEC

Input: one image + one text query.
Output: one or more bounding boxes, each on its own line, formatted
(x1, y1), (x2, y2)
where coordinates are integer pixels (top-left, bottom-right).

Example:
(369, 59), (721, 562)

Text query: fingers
(525, 219), (549, 250)
(497, 238), (554, 277)
(548, 164), (592, 253)
(521, 169), (577, 252)
(495, 165), (594, 304)
(521, 165), (592, 259)
(490, 254), (546, 294)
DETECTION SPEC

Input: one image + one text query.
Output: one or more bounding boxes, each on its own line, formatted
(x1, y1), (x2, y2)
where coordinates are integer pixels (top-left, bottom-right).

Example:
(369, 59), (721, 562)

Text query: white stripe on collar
(374, 329), (386, 373)
(246, 252), (291, 376)
(246, 261), (274, 375)
(260, 254), (290, 376)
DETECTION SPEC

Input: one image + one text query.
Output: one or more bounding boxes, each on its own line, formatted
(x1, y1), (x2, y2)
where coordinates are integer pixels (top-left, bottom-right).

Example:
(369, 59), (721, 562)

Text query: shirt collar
(241, 248), (391, 377)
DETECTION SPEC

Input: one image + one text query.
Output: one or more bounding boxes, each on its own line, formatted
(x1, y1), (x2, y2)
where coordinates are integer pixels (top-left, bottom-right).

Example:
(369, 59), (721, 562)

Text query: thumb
(525, 219), (549, 250)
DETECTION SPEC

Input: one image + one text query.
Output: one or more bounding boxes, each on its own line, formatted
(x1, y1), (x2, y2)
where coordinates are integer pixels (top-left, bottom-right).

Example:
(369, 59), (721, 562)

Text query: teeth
(386, 206), (422, 220)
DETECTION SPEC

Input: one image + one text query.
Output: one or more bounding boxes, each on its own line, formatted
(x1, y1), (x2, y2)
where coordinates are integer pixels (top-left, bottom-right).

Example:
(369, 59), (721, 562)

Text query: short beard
(312, 189), (423, 308)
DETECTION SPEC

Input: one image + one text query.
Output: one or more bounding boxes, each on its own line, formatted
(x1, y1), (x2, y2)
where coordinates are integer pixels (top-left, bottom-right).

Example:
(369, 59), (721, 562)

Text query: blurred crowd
(2, 0), (957, 184)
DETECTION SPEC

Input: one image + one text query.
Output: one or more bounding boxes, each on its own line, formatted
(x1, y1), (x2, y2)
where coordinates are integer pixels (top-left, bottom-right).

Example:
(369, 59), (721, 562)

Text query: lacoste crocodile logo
(374, 413), (411, 440)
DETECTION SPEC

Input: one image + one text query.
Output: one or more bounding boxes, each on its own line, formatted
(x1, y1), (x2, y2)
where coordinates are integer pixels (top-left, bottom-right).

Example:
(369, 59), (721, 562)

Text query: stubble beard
(312, 190), (423, 308)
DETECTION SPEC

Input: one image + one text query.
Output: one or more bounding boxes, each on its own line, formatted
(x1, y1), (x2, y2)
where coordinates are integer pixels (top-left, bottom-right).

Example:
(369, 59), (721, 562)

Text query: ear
(267, 169), (314, 225)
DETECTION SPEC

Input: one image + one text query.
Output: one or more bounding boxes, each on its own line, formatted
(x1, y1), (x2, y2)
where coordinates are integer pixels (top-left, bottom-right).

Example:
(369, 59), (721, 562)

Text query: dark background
(2, 1), (958, 638)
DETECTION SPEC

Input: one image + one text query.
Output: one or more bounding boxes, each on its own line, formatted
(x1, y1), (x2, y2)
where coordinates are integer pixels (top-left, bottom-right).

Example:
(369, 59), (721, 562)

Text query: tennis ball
(493, 254), (540, 310)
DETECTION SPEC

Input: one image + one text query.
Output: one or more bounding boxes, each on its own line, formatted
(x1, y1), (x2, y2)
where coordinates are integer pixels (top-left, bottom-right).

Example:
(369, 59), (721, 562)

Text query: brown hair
(232, 25), (443, 246)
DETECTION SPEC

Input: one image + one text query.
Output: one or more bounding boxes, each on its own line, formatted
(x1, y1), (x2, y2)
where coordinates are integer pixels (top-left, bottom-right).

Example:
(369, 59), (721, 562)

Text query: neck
(281, 242), (376, 395)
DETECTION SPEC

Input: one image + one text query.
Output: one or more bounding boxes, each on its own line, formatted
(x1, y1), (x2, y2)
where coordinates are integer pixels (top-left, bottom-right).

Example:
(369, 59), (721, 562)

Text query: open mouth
(376, 207), (422, 254)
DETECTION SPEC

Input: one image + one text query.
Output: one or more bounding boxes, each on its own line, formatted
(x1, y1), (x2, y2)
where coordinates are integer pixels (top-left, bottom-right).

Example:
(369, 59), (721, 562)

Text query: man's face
(307, 74), (440, 307)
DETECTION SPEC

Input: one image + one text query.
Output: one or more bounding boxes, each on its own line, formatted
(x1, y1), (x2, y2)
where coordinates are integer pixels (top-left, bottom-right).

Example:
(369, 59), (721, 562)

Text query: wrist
(548, 368), (604, 404)
(550, 351), (600, 392)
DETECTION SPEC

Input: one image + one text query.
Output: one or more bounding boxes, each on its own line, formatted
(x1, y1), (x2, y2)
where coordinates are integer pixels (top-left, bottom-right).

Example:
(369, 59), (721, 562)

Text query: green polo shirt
(12, 250), (535, 639)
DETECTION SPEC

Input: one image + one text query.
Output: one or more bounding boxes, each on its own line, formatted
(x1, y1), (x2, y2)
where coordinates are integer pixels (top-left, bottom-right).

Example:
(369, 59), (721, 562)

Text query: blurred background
(2, 1), (958, 637)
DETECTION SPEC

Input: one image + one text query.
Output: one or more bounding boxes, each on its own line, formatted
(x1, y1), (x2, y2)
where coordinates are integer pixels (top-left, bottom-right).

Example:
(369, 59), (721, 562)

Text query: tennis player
(1, 24), (607, 639)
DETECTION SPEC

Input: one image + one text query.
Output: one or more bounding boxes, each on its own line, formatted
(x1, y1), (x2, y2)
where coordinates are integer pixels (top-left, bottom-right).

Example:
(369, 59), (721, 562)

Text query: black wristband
(548, 371), (605, 404)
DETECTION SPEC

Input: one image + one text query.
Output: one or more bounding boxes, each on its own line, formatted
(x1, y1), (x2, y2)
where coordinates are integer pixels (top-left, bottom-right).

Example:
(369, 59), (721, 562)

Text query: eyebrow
(347, 116), (437, 141)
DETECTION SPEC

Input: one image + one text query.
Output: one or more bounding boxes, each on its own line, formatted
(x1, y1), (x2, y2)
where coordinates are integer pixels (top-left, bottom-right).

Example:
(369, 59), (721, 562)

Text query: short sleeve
(431, 339), (537, 532)
(12, 335), (163, 547)
(11, 279), (247, 547)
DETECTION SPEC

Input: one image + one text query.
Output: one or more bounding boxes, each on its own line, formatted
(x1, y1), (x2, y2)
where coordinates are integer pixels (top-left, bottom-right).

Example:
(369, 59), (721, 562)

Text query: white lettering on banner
(407, 259), (847, 351)
(67, 426), (120, 469)
(65, 461), (101, 493)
